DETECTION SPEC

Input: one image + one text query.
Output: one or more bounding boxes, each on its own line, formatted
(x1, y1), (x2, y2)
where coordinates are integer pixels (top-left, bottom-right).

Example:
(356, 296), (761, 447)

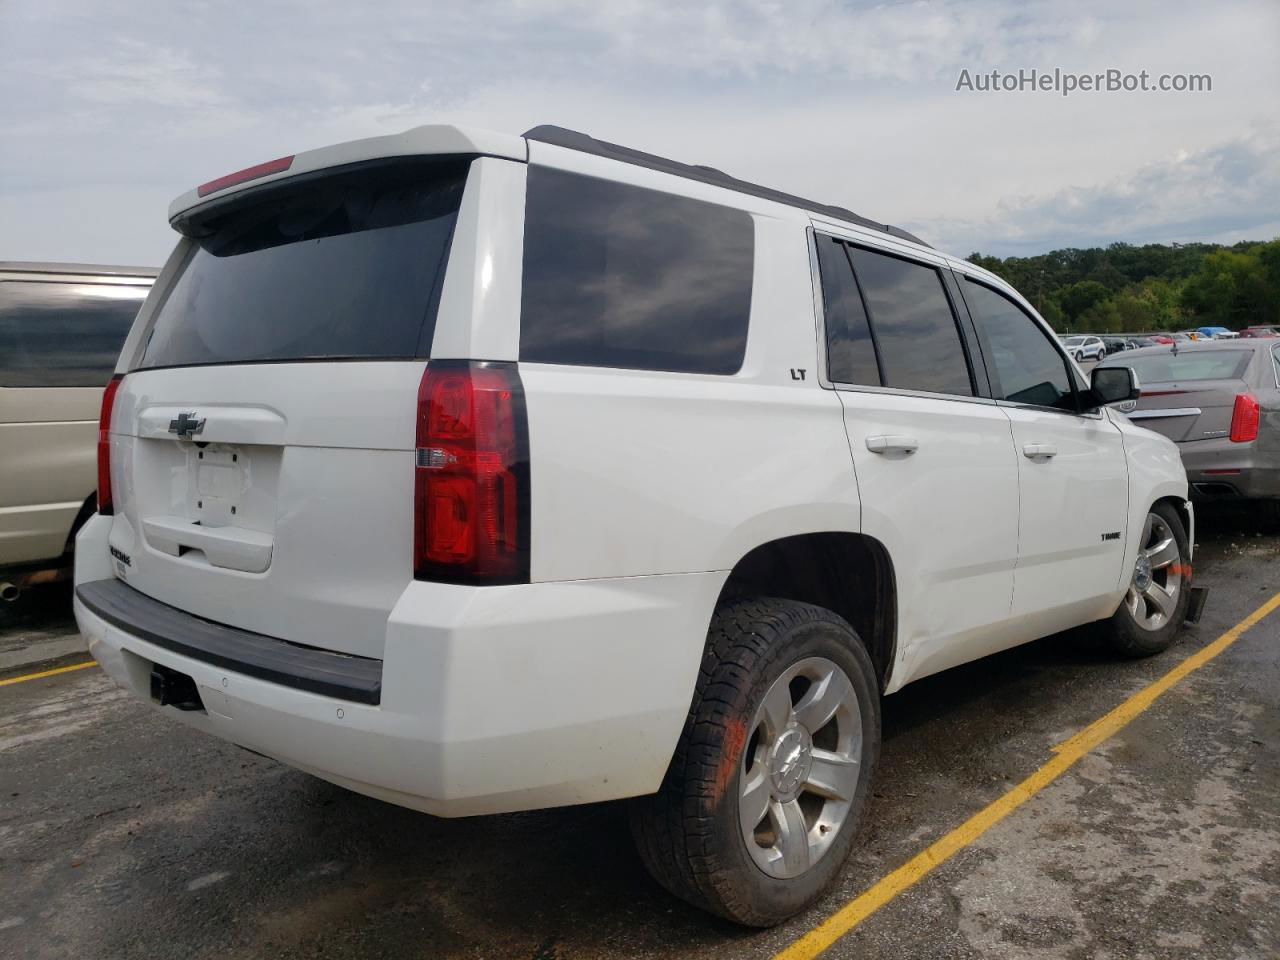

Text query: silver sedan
(1099, 339), (1280, 520)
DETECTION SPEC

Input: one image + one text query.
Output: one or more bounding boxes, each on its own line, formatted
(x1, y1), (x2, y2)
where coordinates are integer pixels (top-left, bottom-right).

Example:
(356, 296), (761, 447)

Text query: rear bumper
(77, 579), (382, 703)
(1179, 439), (1280, 500)
(74, 514), (722, 816)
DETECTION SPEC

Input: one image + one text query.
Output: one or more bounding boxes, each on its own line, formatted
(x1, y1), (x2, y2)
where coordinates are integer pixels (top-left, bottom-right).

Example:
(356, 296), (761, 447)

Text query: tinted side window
(0, 280), (148, 387)
(520, 166), (753, 375)
(815, 236), (880, 386)
(846, 247), (973, 396)
(962, 279), (1076, 411)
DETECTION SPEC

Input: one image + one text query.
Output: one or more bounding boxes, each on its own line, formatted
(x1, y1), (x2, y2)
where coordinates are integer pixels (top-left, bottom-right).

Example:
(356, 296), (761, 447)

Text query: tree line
(967, 239), (1280, 334)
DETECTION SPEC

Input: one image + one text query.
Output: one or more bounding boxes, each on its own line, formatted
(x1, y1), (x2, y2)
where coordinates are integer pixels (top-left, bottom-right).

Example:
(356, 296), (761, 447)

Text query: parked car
(1100, 341), (1280, 521)
(0, 262), (156, 601)
(1197, 326), (1236, 339)
(1061, 335), (1107, 361)
(1149, 334), (1175, 345)
(1130, 337), (1159, 348)
(74, 124), (1194, 926)
(1102, 336), (1131, 355)
(1240, 326), (1280, 339)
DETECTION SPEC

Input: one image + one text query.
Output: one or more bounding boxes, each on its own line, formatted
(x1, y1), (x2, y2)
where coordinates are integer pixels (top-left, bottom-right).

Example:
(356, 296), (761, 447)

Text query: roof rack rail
(522, 125), (930, 249)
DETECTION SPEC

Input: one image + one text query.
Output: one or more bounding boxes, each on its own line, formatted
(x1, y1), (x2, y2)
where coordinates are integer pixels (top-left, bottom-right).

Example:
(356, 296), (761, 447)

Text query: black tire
(629, 597), (880, 926)
(1075, 351), (1084, 362)
(1104, 501), (1192, 657)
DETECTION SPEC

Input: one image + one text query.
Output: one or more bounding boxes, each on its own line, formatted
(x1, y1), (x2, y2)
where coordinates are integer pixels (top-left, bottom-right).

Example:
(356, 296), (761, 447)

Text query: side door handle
(1022, 442), (1058, 459)
(866, 434), (919, 455)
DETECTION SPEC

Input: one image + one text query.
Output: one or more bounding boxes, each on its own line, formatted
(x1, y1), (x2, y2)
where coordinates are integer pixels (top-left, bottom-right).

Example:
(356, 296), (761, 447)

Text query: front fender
(1111, 410), (1191, 591)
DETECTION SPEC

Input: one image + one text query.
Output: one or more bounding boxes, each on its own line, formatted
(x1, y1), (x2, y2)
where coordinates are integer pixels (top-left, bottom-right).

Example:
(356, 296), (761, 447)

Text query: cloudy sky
(1, 0), (1277, 265)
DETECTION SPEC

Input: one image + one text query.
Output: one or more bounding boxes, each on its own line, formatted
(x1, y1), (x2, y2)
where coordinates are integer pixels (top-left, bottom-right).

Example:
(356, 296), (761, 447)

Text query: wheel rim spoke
(1140, 512), (1154, 546)
(739, 768), (771, 835)
(793, 666), (852, 734)
(803, 748), (859, 801)
(759, 680), (793, 737)
(771, 798), (810, 874)
(1146, 537), (1178, 570)
(1125, 587), (1142, 618)
(1148, 581), (1177, 618)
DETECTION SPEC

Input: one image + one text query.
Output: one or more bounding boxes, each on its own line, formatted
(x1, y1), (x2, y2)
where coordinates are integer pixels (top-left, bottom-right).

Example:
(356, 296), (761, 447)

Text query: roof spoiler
(168, 124), (527, 225)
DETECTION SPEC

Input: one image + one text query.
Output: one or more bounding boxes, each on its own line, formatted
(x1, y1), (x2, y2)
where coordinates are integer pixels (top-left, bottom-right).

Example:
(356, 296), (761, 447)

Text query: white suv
(74, 124), (1194, 926)
(1062, 334), (1107, 362)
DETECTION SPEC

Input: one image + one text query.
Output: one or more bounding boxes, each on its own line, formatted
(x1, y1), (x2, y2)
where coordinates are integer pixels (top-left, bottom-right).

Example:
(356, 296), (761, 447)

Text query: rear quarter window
(0, 280), (148, 387)
(519, 166), (754, 375)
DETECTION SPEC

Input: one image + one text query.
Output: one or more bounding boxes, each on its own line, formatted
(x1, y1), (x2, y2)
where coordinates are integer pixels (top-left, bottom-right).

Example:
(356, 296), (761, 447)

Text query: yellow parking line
(773, 590), (1280, 960)
(0, 660), (98, 687)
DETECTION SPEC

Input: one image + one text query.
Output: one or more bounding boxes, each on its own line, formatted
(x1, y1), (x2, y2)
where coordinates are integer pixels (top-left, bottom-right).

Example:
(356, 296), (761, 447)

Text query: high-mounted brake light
(197, 155), (295, 197)
(98, 374), (124, 515)
(1230, 393), (1260, 443)
(414, 361), (530, 585)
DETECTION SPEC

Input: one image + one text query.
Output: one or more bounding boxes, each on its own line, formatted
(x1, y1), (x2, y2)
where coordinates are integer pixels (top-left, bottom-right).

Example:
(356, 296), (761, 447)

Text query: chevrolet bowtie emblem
(168, 412), (206, 439)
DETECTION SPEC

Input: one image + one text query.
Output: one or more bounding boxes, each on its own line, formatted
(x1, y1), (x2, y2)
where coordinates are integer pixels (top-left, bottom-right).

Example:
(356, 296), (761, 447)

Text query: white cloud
(11, 37), (226, 110)
(0, 0), (1276, 263)
(928, 128), (1280, 254)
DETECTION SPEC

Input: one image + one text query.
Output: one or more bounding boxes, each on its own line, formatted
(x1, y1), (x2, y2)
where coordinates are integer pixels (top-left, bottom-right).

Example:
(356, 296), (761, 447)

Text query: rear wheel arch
(713, 532), (897, 691)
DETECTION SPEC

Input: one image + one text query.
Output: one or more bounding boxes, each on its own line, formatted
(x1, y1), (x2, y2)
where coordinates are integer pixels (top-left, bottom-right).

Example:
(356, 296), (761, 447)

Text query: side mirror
(1089, 366), (1141, 409)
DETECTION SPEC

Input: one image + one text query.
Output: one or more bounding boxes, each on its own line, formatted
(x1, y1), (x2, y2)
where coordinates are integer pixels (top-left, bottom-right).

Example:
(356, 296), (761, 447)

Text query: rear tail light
(97, 374), (124, 515)
(1230, 393), (1260, 443)
(414, 361), (530, 584)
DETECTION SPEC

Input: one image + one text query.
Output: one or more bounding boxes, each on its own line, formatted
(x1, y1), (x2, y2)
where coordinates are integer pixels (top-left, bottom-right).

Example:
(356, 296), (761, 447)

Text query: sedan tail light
(1229, 393), (1260, 443)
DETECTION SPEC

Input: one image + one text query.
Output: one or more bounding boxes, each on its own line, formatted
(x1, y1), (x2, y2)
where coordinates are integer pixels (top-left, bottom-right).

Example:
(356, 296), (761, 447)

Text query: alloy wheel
(1125, 512), (1182, 631)
(738, 657), (863, 879)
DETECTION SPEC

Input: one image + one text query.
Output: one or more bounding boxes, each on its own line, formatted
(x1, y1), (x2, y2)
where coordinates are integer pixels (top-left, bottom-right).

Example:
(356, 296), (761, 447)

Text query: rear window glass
(137, 159), (468, 370)
(0, 280), (148, 386)
(520, 166), (753, 374)
(1103, 350), (1252, 383)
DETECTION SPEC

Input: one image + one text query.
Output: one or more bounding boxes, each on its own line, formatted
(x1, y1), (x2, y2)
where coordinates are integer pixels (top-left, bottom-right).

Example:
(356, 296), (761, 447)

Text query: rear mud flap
(1184, 586), (1209, 625)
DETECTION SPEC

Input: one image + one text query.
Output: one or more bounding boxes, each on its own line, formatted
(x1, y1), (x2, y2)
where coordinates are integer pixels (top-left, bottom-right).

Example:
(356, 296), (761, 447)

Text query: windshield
(138, 158), (468, 370)
(1101, 350), (1252, 383)
(1062, 337), (1085, 346)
